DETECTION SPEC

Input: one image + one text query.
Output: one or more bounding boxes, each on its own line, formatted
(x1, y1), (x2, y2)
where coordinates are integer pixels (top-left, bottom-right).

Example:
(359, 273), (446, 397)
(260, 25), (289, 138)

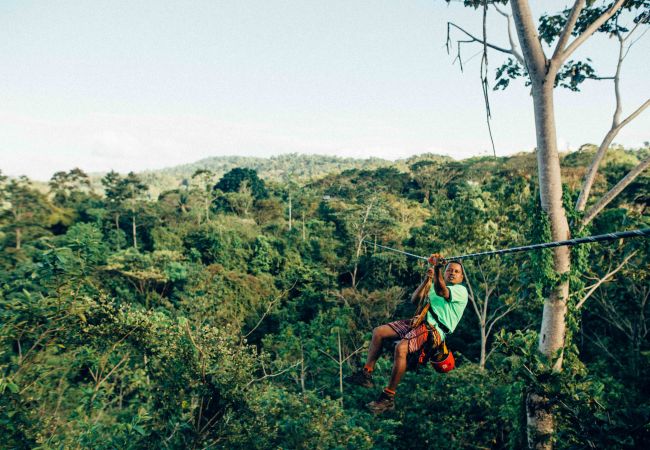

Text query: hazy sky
(1, 0), (648, 180)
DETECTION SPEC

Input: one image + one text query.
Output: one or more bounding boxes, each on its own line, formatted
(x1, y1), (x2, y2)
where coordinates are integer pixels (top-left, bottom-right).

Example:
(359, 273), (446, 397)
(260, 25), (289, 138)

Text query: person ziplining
(345, 227), (650, 415)
(345, 253), (469, 414)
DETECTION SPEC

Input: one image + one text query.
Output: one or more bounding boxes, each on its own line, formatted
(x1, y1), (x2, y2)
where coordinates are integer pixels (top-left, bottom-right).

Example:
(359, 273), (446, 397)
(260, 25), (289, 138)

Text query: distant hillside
(157, 153), (395, 179)
(134, 153), (454, 198)
(41, 146), (649, 200)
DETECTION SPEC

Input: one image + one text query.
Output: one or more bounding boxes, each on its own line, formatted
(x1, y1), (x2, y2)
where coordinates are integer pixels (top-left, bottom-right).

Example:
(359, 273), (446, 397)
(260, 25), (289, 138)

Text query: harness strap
(411, 301), (451, 335)
(428, 309), (451, 335)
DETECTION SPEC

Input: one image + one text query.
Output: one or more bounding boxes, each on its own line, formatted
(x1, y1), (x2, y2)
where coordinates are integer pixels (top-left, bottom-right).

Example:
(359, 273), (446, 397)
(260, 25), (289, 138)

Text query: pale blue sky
(1, 0), (648, 180)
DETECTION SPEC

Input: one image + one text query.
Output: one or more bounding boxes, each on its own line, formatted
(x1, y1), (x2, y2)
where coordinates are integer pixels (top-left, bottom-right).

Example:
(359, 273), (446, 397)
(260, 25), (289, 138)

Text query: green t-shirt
(426, 283), (469, 341)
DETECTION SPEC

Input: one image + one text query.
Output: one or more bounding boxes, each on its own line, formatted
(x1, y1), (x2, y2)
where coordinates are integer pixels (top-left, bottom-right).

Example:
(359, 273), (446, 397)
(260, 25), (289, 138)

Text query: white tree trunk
(288, 193), (292, 230)
(511, 2), (571, 447)
(520, 74), (572, 450)
(15, 227), (22, 250)
(479, 323), (487, 369)
(532, 81), (571, 367)
(132, 213), (137, 250)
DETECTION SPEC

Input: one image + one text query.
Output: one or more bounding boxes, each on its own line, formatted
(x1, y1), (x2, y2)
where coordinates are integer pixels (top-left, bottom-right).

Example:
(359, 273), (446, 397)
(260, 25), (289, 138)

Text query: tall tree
(214, 167), (268, 200)
(122, 172), (149, 250)
(48, 168), (91, 206)
(0, 174), (51, 250)
(190, 169), (216, 224)
(101, 170), (127, 240)
(447, 1), (649, 447)
(101, 171), (148, 249)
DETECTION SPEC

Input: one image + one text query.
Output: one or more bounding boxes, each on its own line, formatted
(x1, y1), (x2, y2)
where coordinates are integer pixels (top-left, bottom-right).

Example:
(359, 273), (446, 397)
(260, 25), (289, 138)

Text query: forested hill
(1, 145), (649, 448)
(92, 153), (456, 199)
(152, 153), (399, 179)
(138, 153), (406, 198)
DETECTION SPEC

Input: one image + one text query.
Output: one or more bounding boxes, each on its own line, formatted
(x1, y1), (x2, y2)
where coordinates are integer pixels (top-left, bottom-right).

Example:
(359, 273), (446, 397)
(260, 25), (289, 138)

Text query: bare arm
(433, 265), (451, 300)
(411, 268), (434, 304)
(429, 253), (451, 300)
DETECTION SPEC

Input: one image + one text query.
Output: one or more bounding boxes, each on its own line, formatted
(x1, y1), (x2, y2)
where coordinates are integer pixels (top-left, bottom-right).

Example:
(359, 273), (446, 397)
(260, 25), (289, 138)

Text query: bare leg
(364, 325), (399, 370)
(387, 339), (408, 391)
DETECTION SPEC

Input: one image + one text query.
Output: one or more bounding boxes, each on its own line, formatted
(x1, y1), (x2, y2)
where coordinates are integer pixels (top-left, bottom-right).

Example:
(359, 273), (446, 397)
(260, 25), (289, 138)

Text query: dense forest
(1, 147), (648, 449)
(112, 154), (406, 200)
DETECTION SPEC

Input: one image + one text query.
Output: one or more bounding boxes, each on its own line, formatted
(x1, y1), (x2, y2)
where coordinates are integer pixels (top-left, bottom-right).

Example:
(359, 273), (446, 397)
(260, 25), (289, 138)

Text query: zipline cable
(363, 228), (650, 262)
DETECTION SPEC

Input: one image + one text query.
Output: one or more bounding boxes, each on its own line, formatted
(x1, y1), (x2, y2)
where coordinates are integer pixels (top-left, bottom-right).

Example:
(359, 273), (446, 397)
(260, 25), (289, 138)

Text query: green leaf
(7, 381), (19, 393)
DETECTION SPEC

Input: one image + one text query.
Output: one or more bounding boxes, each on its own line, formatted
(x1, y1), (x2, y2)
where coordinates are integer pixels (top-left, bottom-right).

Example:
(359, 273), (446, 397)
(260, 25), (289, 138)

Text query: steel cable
(362, 228), (650, 262)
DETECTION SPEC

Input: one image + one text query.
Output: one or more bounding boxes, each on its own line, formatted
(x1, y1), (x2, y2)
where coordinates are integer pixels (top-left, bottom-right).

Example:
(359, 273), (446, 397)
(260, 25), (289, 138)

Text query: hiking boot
(343, 368), (374, 388)
(367, 391), (395, 415)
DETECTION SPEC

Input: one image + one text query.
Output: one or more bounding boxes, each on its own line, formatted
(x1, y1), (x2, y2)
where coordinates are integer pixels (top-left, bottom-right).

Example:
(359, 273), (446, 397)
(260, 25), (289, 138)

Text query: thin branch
(184, 322), (206, 382)
(623, 27), (649, 59)
(487, 303), (519, 339)
(447, 22), (514, 55)
(575, 22), (649, 215)
(551, 0), (585, 61)
(613, 98), (650, 132)
(462, 265), (482, 320)
(487, 299), (509, 323)
(560, 0), (627, 63)
(245, 362), (301, 387)
(493, 4), (525, 64)
(585, 75), (616, 81)
(243, 281), (297, 339)
(581, 154), (650, 226)
(576, 250), (637, 310)
(319, 345), (365, 365)
(89, 353), (130, 405)
(343, 345), (366, 364)
(594, 292), (633, 336)
(318, 348), (339, 364)
(584, 332), (618, 361)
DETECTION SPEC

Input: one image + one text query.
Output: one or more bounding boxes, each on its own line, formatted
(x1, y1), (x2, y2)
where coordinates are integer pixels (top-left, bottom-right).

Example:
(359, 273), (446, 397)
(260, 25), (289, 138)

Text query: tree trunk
(15, 227), (22, 250)
(288, 193), (292, 230)
(132, 214), (137, 249)
(533, 81), (571, 367)
(479, 322), (487, 369)
(581, 155), (650, 226)
(351, 200), (375, 289)
(506, 0), (637, 445)
(337, 330), (344, 406)
(526, 76), (571, 450)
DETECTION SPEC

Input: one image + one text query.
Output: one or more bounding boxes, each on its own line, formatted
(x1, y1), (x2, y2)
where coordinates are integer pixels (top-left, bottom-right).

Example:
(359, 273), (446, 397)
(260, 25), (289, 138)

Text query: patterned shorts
(386, 319), (442, 355)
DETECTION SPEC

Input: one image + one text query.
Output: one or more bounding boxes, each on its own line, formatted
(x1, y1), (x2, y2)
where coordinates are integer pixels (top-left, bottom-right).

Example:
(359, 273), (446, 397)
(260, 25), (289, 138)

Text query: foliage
(1, 152), (648, 448)
(214, 168), (268, 200)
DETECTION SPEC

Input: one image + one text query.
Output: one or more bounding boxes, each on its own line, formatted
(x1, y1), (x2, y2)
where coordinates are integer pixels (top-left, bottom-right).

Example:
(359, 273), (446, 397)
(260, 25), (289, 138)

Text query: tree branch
(510, 0), (548, 80)
(581, 154), (650, 227)
(246, 361), (301, 387)
(551, 0), (586, 62)
(243, 281), (296, 339)
(493, 4), (525, 65)
(447, 22), (515, 56)
(614, 98), (650, 132)
(576, 250), (637, 310)
(559, 0), (627, 63)
(575, 25), (649, 215)
(462, 265), (482, 320)
(487, 302), (519, 339)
